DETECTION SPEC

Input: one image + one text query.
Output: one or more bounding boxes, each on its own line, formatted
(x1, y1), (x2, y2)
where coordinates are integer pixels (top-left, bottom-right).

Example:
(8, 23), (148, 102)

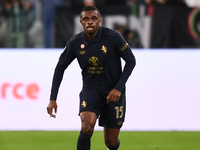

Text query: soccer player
(47, 5), (136, 150)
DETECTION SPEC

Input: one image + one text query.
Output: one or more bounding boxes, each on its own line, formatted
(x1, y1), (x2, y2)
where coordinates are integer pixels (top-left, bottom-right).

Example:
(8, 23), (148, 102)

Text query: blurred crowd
(0, 0), (200, 48)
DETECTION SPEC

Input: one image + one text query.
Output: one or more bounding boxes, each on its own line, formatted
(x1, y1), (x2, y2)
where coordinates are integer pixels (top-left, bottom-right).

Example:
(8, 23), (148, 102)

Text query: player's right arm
(49, 41), (75, 100)
(48, 41), (75, 117)
(47, 100), (57, 118)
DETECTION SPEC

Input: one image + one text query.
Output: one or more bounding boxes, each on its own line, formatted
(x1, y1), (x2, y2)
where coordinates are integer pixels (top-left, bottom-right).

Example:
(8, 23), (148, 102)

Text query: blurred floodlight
(185, 0), (200, 7)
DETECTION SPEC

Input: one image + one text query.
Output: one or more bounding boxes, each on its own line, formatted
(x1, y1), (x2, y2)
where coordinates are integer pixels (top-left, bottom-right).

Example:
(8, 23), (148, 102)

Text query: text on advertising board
(0, 83), (40, 100)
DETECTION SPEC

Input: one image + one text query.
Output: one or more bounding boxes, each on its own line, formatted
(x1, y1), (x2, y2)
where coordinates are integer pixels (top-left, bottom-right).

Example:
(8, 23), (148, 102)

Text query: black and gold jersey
(50, 26), (136, 100)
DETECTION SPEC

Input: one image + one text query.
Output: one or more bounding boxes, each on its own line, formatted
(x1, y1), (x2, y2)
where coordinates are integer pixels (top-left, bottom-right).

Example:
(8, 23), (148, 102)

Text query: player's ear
(80, 19), (83, 25)
(98, 18), (102, 25)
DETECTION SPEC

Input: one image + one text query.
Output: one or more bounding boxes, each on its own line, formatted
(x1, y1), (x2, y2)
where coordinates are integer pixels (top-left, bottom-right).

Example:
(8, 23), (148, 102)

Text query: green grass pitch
(0, 131), (200, 150)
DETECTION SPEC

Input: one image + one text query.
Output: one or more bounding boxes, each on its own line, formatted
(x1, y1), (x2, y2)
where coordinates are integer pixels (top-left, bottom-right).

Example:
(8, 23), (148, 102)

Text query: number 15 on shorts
(115, 106), (123, 119)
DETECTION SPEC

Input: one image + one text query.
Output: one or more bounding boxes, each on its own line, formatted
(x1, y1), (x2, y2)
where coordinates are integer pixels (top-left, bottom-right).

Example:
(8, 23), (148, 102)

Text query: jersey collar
(82, 26), (102, 45)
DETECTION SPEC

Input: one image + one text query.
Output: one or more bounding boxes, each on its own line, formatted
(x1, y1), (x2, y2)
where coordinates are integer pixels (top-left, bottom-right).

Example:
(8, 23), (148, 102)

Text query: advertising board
(0, 49), (200, 131)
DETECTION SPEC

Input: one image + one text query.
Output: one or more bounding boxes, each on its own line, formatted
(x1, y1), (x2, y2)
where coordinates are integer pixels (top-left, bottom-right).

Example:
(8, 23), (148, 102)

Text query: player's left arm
(114, 31), (136, 92)
(106, 89), (121, 104)
(107, 32), (136, 104)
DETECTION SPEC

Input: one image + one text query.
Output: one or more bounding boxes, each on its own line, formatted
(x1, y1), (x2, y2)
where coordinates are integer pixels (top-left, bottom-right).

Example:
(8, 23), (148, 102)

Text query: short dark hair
(80, 6), (101, 18)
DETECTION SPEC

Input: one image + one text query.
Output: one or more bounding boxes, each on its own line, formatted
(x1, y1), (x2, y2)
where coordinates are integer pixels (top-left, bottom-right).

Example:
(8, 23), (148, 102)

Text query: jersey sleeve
(50, 41), (75, 100)
(114, 31), (136, 92)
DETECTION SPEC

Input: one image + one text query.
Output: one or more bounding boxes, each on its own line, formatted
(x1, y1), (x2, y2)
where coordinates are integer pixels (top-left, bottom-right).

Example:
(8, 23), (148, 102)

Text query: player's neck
(84, 29), (99, 41)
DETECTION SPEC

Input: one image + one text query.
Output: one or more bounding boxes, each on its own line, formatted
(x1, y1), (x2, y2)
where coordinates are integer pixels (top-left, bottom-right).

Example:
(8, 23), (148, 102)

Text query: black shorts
(79, 86), (126, 129)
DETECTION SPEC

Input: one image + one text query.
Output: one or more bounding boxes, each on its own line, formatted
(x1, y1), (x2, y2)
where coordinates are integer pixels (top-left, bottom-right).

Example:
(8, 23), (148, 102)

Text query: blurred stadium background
(1, 0), (200, 48)
(0, 0), (200, 149)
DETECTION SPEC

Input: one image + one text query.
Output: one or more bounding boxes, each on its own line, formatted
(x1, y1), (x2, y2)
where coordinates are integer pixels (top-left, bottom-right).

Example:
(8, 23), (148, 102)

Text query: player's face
(80, 10), (101, 37)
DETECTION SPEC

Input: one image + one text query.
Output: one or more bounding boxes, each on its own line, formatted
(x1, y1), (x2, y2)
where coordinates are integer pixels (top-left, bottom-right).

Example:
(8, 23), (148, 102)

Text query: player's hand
(47, 100), (57, 118)
(106, 89), (121, 104)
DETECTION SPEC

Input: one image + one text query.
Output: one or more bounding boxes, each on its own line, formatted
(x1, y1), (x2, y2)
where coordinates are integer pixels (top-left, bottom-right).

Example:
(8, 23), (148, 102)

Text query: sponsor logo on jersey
(88, 56), (103, 74)
(101, 45), (107, 54)
(120, 43), (128, 51)
(81, 101), (87, 108)
(88, 56), (99, 66)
